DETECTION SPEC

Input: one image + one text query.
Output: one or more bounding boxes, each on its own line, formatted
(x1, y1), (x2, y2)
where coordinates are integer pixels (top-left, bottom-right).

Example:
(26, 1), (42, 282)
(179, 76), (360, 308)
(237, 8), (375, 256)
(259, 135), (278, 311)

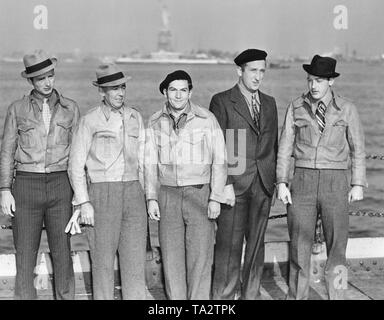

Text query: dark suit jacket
(209, 85), (278, 197)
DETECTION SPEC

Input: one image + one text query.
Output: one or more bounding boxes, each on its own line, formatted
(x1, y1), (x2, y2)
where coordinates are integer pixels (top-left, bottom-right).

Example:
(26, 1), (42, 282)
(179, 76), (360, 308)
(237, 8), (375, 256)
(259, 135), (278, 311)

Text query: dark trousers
(86, 181), (147, 300)
(287, 168), (349, 300)
(12, 171), (75, 300)
(158, 184), (215, 300)
(212, 173), (272, 300)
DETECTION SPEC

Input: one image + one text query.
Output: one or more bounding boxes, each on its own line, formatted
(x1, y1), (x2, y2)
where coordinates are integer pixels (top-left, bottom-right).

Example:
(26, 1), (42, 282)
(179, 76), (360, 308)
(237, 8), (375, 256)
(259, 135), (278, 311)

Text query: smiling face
(164, 79), (192, 111)
(100, 83), (126, 108)
(29, 69), (55, 96)
(307, 74), (334, 101)
(237, 60), (266, 92)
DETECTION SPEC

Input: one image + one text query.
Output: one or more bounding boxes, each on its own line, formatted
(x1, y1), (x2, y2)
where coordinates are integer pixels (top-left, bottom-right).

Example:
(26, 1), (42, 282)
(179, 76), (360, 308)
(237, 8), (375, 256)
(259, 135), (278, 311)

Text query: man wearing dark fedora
(0, 49), (79, 299)
(276, 55), (366, 299)
(209, 49), (278, 300)
(68, 63), (147, 299)
(145, 70), (227, 299)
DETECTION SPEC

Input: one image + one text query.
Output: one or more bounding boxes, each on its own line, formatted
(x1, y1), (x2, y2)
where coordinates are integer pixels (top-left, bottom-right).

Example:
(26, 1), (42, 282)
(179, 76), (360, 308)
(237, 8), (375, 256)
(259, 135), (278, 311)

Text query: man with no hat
(0, 50), (79, 299)
(209, 49), (278, 300)
(276, 55), (366, 299)
(67, 64), (147, 299)
(145, 70), (227, 299)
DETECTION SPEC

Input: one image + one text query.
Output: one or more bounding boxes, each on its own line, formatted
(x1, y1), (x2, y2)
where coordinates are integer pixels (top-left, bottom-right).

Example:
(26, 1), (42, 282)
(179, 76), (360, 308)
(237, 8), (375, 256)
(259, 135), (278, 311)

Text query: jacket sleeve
(144, 121), (159, 201)
(209, 94), (233, 185)
(67, 116), (92, 205)
(0, 104), (18, 190)
(209, 115), (228, 203)
(137, 112), (145, 190)
(346, 103), (367, 187)
(276, 102), (295, 185)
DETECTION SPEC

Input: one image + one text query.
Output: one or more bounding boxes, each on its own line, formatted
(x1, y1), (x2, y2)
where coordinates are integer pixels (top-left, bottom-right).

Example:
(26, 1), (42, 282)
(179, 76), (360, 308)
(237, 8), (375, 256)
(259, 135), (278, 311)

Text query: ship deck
(1, 239), (384, 300)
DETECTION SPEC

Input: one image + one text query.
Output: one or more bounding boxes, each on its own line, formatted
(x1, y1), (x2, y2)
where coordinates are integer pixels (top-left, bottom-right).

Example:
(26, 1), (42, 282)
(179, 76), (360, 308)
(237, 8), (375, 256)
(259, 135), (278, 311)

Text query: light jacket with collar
(68, 103), (145, 206)
(0, 89), (80, 189)
(144, 101), (227, 203)
(276, 92), (366, 187)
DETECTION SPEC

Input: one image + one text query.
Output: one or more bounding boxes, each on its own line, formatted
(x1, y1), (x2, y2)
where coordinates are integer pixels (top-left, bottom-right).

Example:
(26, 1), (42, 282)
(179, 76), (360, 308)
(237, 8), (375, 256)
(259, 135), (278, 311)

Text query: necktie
(42, 98), (51, 133)
(315, 101), (326, 134)
(251, 93), (260, 134)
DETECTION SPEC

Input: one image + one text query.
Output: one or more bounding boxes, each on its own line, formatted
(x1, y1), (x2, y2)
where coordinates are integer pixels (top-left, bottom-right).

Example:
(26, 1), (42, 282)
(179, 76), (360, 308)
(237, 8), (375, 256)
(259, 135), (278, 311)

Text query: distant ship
(115, 50), (231, 65)
(115, 2), (231, 66)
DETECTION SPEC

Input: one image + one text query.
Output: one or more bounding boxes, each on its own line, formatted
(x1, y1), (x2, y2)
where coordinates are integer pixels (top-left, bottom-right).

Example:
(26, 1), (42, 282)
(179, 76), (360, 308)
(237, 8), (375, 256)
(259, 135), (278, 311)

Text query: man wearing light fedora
(68, 63), (147, 299)
(145, 70), (227, 299)
(276, 55), (366, 299)
(0, 49), (79, 299)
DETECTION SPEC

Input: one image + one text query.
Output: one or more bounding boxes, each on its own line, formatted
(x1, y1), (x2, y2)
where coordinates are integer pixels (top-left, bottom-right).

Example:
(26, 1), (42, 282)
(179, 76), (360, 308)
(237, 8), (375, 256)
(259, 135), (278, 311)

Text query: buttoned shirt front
(0, 89), (80, 189)
(68, 102), (145, 205)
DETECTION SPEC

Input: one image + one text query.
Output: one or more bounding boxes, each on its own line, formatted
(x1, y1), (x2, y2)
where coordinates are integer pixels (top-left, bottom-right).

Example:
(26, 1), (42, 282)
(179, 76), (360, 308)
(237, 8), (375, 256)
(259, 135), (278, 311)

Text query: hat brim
(21, 58), (57, 78)
(92, 75), (132, 87)
(302, 64), (340, 78)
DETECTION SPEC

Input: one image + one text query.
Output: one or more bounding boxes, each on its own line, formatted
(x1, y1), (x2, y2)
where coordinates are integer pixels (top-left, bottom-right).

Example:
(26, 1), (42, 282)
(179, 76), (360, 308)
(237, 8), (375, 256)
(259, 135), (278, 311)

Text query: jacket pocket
(126, 127), (139, 151)
(327, 119), (347, 147)
(294, 120), (312, 146)
(56, 120), (73, 145)
(182, 131), (208, 164)
(155, 132), (172, 164)
(17, 122), (35, 148)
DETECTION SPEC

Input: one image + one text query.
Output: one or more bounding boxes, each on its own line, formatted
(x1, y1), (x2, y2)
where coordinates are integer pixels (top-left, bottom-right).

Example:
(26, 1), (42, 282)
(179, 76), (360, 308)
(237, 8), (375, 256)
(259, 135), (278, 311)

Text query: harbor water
(1, 60), (384, 253)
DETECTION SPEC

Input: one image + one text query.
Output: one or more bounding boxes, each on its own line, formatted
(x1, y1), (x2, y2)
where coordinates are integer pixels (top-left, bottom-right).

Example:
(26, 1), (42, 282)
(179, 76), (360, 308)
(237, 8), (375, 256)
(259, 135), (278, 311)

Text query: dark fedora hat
(21, 49), (57, 78)
(234, 48), (267, 66)
(92, 63), (131, 87)
(303, 55), (340, 78)
(159, 70), (193, 94)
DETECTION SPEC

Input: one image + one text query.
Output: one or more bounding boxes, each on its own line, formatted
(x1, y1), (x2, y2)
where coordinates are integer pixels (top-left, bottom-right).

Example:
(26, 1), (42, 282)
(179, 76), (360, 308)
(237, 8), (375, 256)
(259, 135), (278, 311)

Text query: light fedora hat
(21, 49), (57, 78)
(92, 63), (132, 87)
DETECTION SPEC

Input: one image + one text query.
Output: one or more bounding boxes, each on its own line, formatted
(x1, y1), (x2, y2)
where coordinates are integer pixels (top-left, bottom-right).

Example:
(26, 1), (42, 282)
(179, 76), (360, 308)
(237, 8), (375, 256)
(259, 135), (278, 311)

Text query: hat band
(25, 59), (53, 74)
(97, 72), (124, 85)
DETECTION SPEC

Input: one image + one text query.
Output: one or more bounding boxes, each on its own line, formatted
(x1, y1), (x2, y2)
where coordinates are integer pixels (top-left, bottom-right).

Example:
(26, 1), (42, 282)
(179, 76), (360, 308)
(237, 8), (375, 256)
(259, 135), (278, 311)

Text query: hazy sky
(0, 0), (383, 57)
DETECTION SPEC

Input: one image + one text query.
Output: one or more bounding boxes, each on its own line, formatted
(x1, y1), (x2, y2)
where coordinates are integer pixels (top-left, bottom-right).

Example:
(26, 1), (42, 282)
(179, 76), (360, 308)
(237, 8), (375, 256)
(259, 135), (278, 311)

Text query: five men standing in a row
(0, 48), (366, 300)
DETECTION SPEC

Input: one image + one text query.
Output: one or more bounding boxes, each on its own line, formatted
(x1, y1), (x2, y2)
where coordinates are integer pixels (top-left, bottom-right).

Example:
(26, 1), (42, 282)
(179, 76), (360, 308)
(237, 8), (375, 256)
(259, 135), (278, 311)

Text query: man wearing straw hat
(276, 55), (366, 299)
(145, 70), (227, 299)
(0, 49), (79, 299)
(67, 63), (147, 300)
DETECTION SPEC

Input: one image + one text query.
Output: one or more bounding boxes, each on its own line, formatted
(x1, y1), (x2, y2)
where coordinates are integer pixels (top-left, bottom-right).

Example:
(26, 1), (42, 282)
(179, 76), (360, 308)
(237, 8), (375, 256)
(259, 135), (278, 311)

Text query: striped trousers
(12, 171), (75, 300)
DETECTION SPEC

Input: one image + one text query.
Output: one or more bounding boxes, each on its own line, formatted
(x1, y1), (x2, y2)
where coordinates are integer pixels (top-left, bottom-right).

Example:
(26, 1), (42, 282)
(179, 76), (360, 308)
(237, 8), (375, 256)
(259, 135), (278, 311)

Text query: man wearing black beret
(276, 55), (366, 299)
(145, 70), (227, 299)
(209, 49), (278, 300)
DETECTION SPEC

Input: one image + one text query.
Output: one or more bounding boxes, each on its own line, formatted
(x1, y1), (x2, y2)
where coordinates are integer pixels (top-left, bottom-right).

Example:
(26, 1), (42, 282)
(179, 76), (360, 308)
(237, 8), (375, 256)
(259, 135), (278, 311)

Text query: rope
(269, 209), (384, 220)
(366, 154), (384, 160)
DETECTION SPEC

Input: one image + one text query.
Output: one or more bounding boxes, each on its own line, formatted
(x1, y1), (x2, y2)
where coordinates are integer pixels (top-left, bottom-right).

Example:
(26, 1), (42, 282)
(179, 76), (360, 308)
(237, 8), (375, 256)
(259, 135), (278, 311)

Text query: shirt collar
(165, 101), (191, 119)
(237, 81), (260, 105)
(30, 89), (59, 111)
(303, 89), (339, 113)
(101, 100), (124, 121)
(154, 100), (206, 123)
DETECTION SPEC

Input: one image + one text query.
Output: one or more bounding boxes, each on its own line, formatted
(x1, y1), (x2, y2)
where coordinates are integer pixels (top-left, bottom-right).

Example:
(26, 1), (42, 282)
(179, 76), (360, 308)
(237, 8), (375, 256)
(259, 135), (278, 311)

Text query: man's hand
(0, 190), (15, 217)
(348, 185), (364, 203)
(223, 184), (235, 207)
(80, 202), (95, 226)
(65, 208), (82, 235)
(208, 200), (221, 219)
(277, 183), (292, 205)
(147, 200), (160, 221)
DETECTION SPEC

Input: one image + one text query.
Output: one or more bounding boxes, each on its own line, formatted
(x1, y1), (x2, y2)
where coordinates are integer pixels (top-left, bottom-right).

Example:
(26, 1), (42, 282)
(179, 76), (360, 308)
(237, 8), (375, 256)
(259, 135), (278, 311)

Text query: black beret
(159, 70), (193, 94)
(234, 49), (268, 66)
